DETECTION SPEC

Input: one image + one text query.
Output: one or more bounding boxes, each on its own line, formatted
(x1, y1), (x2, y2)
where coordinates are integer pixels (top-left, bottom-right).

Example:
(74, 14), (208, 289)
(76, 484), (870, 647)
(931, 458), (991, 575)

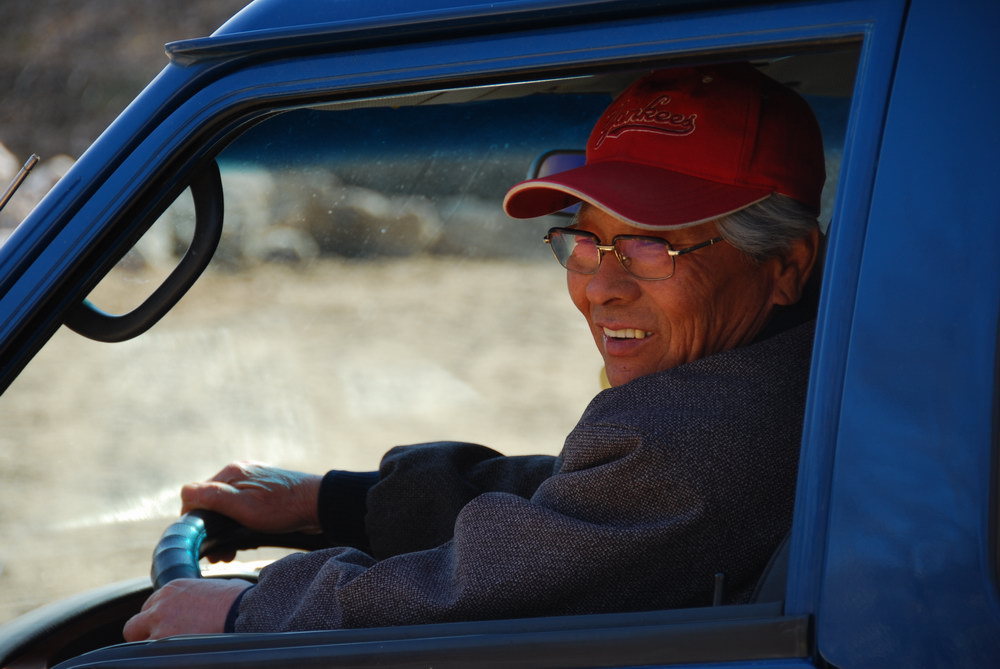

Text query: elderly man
(124, 62), (822, 640)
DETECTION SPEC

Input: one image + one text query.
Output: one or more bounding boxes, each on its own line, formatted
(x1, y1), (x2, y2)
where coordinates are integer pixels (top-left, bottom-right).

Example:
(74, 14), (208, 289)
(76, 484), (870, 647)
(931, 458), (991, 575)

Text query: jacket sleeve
(319, 442), (558, 558)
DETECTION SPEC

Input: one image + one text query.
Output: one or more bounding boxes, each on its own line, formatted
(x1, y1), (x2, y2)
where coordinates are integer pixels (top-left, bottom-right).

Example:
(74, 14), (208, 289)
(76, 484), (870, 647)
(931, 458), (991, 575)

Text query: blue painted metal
(167, 0), (798, 66)
(817, 0), (1000, 666)
(209, 0), (777, 38)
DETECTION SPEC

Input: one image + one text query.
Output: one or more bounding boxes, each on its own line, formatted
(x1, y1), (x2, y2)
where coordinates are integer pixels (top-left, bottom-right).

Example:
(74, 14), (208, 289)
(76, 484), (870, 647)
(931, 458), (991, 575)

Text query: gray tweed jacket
(232, 321), (813, 632)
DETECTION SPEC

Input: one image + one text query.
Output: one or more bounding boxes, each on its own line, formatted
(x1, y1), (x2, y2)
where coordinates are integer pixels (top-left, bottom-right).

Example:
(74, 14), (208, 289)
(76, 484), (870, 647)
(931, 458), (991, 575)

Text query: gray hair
(715, 194), (819, 261)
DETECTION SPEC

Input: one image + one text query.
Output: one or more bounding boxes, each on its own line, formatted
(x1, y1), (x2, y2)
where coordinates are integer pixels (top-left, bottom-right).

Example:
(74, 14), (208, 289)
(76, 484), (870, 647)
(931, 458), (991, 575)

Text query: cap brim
(503, 161), (771, 229)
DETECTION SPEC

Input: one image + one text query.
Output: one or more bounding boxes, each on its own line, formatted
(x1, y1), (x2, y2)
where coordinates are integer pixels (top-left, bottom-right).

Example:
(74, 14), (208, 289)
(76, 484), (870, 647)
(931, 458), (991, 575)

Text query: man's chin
(604, 354), (684, 386)
(603, 363), (645, 387)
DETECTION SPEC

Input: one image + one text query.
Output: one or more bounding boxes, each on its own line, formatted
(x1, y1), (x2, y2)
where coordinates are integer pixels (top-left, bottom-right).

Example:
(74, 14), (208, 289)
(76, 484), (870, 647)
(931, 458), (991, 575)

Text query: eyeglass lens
(548, 229), (597, 274)
(548, 229), (676, 279)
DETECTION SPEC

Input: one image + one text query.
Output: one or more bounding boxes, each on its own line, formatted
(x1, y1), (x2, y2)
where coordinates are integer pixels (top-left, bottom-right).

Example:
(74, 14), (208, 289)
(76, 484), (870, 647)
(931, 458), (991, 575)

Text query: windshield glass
(0, 58), (852, 623)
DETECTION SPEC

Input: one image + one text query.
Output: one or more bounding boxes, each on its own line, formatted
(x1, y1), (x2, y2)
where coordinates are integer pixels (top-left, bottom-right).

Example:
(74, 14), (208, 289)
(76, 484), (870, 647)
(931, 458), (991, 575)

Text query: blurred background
(0, 0), (248, 230)
(1, 0), (247, 159)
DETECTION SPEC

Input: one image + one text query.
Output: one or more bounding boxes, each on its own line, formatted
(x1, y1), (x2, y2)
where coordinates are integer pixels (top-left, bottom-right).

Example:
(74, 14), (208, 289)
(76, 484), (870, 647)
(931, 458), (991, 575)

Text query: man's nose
(585, 250), (641, 304)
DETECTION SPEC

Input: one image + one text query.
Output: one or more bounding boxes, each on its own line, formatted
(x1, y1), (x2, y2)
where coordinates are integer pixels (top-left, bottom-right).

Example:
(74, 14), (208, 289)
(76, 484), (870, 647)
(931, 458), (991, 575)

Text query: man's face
(567, 204), (803, 387)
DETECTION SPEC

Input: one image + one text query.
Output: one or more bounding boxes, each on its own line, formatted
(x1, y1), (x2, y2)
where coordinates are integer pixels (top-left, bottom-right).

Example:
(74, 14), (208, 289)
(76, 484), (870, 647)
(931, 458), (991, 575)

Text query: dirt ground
(0, 256), (603, 624)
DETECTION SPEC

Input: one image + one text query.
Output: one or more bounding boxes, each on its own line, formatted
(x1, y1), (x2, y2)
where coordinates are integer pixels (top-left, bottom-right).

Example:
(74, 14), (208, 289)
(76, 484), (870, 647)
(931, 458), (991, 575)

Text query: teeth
(603, 327), (652, 340)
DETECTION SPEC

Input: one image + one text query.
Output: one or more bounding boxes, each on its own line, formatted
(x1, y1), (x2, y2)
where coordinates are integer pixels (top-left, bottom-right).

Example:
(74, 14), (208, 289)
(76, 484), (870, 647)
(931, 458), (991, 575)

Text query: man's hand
(181, 462), (323, 532)
(181, 462), (324, 562)
(123, 578), (252, 642)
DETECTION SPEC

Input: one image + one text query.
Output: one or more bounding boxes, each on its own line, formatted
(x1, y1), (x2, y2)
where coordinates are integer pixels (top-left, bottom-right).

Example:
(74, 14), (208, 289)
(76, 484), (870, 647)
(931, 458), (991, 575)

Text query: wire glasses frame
(544, 227), (724, 280)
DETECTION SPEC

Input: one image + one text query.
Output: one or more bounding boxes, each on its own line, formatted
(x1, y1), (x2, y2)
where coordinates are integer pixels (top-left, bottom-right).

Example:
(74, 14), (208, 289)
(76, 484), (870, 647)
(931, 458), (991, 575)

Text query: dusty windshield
(0, 81), (615, 623)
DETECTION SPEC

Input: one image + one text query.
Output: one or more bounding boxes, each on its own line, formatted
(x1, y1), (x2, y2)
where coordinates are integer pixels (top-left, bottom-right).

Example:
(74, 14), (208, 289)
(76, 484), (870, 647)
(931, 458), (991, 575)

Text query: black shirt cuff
(318, 470), (380, 551)
(224, 585), (252, 633)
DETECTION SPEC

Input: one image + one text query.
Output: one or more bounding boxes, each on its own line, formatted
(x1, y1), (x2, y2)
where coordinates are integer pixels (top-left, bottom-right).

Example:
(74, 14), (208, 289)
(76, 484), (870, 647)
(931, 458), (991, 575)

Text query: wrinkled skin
(180, 461), (323, 561)
(123, 578), (253, 641)
(568, 204), (819, 387)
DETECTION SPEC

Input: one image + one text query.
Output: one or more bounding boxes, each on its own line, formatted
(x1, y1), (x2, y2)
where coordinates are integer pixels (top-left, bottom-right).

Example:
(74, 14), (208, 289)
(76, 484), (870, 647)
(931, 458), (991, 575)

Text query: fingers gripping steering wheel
(151, 510), (329, 589)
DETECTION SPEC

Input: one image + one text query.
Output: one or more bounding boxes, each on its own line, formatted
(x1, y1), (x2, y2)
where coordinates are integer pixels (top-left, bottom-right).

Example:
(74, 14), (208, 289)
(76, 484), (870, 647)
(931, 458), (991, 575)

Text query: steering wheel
(151, 510), (329, 589)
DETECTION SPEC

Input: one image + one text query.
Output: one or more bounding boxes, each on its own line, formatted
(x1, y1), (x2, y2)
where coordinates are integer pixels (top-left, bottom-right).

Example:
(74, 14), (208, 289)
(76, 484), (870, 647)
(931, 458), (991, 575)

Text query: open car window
(0, 52), (854, 627)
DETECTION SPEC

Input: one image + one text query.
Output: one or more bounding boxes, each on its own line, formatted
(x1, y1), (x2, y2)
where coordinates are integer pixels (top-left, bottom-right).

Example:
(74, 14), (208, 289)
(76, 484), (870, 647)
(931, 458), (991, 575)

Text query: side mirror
(526, 149), (585, 216)
(64, 161), (224, 343)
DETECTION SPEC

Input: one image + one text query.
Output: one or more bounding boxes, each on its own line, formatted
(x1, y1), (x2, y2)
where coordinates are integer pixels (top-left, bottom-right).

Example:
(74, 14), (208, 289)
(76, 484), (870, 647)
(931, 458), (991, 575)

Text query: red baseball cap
(503, 63), (825, 229)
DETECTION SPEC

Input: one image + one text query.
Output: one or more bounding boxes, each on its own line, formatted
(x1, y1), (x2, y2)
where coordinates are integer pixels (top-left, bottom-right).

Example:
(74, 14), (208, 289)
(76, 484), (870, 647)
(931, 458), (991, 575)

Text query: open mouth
(603, 327), (653, 340)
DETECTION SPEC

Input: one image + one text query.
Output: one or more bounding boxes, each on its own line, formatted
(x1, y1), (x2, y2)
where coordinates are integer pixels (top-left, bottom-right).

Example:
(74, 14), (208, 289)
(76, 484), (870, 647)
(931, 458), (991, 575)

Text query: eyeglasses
(544, 227), (724, 280)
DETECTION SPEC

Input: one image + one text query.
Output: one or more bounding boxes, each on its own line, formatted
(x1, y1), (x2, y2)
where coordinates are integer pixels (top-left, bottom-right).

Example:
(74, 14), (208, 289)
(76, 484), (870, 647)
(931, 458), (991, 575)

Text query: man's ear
(770, 227), (821, 306)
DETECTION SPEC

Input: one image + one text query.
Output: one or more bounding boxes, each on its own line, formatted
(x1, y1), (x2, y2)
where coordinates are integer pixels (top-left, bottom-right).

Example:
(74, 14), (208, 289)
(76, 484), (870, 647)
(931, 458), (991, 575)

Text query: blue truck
(0, 0), (998, 667)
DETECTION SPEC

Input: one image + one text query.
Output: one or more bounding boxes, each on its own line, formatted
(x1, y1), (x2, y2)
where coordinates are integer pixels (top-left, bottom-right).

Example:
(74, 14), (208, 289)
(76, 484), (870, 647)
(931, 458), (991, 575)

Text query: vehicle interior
(0, 40), (859, 668)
